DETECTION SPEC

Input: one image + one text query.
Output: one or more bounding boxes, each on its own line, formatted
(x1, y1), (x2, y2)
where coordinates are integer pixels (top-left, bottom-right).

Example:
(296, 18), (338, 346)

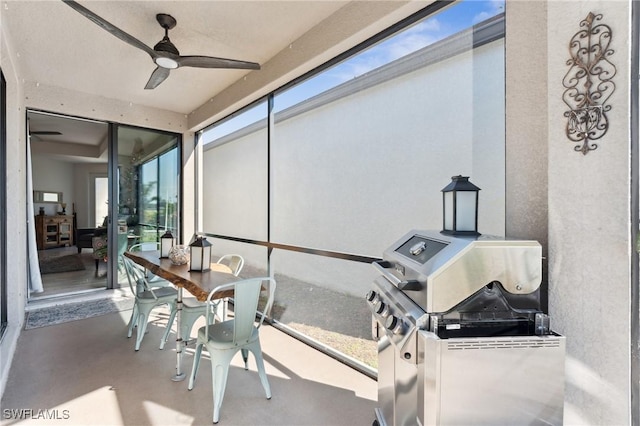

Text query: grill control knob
(374, 300), (388, 316)
(385, 315), (403, 334)
(366, 290), (378, 303)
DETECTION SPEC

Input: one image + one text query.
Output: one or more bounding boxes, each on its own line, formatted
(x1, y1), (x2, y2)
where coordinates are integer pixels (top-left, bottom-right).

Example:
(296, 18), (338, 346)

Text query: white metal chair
(128, 242), (158, 252)
(216, 254), (244, 277)
(188, 277), (276, 424)
(122, 255), (178, 351)
(160, 254), (245, 350)
(215, 254), (245, 320)
(128, 242), (172, 287)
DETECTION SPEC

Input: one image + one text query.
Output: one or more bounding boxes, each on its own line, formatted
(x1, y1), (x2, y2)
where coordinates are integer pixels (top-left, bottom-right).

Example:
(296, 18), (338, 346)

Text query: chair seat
(137, 286), (177, 301)
(196, 321), (259, 349)
(187, 277), (276, 424)
(159, 256), (241, 351)
(160, 295), (221, 350)
(122, 255), (179, 351)
(182, 296), (206, 309)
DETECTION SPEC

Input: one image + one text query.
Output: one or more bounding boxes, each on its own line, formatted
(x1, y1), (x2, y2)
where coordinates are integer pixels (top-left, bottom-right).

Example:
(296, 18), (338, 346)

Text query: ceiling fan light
(155, 57), (178, 69)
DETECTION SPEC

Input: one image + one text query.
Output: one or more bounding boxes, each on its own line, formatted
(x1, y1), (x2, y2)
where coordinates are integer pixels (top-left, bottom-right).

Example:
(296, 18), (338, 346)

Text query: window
(135, 146), (180, 241)
(94, 176), (108, 227)
(115, 125), (180, 287)
(198, 0), (506, 372)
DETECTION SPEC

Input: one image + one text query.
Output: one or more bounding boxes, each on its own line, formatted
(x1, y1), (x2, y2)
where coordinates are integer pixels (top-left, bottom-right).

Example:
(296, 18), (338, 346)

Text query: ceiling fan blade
(176, 56), (260, 70)
(62, 0), (157, 59)
(144, 67), (171, 90)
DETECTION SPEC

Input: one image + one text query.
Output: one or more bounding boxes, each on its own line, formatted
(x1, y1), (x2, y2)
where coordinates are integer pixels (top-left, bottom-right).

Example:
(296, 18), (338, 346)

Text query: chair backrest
(128, 242), (164, 281)
(205, 277), (276, 344)
(216, 254), (244, 276)
(129, 242), (160, 252)
(117, 234), (129, 257)
(121, 255), (159, 300)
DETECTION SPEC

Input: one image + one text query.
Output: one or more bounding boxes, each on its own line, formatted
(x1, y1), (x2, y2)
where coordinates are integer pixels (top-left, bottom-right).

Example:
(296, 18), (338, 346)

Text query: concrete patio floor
(1, 305), (377, 425)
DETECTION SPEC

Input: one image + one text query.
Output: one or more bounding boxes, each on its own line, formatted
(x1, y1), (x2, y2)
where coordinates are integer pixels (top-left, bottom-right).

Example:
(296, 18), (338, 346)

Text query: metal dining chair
(128, 242), (158, 252)
(128, 242), (172, 287)
(159, 254), (245, 350)
(215, 254), (245, 320)
(122, 255), (178, 351)
(188, 277), (276, 424)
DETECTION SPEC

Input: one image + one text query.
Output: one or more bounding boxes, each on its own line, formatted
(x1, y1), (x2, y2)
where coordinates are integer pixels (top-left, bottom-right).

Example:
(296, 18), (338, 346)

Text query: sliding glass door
(112, 125), (181, 287)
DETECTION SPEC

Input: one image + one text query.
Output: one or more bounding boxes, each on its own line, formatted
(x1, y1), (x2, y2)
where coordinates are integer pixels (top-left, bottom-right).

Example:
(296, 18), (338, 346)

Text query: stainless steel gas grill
(367, 230), (565, 426)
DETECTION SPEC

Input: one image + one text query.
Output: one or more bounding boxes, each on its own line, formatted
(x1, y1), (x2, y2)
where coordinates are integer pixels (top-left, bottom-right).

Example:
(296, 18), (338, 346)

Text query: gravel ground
(239, 264), (378, 369)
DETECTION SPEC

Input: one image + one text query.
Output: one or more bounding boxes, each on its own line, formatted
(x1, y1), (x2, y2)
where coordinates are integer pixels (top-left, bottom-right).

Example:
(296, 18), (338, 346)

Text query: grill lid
(380, 230), (542, 313)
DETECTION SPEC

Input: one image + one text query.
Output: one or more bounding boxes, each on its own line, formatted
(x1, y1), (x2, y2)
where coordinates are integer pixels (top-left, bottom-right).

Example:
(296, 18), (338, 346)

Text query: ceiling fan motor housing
(154, 14), (179, 55)
(154, 37), (179, 56)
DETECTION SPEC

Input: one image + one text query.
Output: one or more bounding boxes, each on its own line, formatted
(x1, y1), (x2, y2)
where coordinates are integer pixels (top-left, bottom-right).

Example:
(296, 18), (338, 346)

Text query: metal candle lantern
(441, 175), (480, 236)
(160, 230), (175, 258)
(189, 236), (212, 272)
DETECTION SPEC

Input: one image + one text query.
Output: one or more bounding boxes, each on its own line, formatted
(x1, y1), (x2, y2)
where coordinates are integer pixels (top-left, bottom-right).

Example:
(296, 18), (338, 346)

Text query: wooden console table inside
(35, 215), (73, 250)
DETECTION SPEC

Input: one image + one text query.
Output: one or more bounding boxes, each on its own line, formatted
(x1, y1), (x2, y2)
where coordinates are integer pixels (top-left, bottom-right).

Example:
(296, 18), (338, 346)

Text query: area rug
(25, 297), (134, 329)
(39, 254), (86, 274)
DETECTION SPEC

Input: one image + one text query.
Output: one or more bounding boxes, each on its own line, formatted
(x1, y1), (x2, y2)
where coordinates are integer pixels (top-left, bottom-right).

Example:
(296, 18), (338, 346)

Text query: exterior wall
(203, 38), (506, 297)
(271, 41), (506, 255)
(547, 2), (632, 424)
(505, 1), (549, 309)
(0, 16), (28, 398)
(506, 1), (634, 422)
(202, 127), (269, 266)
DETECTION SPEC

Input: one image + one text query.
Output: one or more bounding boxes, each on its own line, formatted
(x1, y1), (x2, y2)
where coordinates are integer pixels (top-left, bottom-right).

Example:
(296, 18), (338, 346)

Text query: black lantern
(441, 175), (481, 236)
(189, 236), (212, 272)
(160, 230), (175, 258)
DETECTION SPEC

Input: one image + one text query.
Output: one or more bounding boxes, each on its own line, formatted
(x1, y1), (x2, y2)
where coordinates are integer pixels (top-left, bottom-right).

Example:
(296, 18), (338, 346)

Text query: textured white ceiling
(7, 0), (429, 162)
(4, 0), (349, 114)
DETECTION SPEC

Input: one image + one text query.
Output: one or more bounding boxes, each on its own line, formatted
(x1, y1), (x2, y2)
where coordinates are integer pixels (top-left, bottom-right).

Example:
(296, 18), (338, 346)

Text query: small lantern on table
(189, 236), (212, 272)
(160, 230), (175, 258)
(441, 175), (481, 236)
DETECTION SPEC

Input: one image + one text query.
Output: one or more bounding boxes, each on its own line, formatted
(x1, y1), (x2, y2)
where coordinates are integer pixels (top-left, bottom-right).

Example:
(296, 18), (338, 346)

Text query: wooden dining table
(124, 250), (240, 381)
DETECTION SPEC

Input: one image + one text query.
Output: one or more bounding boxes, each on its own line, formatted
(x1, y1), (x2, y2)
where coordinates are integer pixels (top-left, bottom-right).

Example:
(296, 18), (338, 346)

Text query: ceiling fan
(62, 0), (260, 90)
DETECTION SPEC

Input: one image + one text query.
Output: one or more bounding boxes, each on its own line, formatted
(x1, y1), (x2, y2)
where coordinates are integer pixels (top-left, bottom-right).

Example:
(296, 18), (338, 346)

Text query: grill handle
(373, 260), (423, 291)
(398, 280), (422, 291)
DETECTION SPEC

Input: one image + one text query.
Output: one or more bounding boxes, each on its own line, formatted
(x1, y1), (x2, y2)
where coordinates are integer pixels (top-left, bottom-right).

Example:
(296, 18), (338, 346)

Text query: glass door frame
(631, 1), (639, 422)
(107, 123), (183, 288)
(0, 70), (7, 337)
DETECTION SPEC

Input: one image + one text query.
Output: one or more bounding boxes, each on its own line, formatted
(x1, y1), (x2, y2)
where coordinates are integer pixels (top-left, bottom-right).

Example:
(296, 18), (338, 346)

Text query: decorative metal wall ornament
(562, 12), (616, 155)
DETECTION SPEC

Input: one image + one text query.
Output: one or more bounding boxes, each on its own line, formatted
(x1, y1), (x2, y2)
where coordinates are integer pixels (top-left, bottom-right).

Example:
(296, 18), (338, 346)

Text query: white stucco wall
(547, 2), (632, 424)
(0, 14), (28, 399)
(202, 127), (269, 269)
(203, 38), (505, 297)
(271, 41), (505, 254)
(31, 155), (75, 216)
